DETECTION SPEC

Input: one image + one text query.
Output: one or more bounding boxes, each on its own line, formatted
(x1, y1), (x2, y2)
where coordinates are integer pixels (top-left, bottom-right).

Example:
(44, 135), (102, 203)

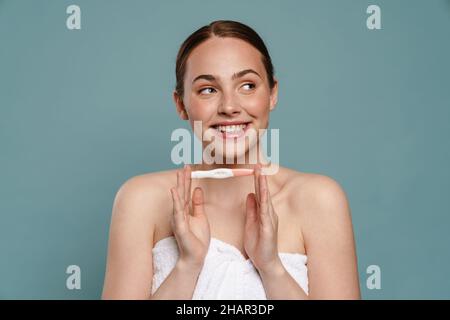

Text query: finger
(245, 193), (258, 225)
(184, 164), (192, 206)
(254, 164), (261, 203)
(263, 173), (271, 201)
(170, 187), (187, 232)
(259, 176), (271, 226)
(261, 174), (278, 227)
(192, 187), (205, 217)
(262, 175), (277, 225)
(261, 174), (271, 203)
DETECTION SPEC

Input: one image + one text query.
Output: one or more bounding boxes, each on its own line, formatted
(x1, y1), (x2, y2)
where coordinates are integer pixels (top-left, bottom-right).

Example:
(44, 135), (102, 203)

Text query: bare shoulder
(278, 167), (351, 222)
(102, 169), (178, 299)
(278, 168), (359, 298)
(281, 167), (355, 251)
(116, 169), (177, 198)
(111, 169), (178, 230)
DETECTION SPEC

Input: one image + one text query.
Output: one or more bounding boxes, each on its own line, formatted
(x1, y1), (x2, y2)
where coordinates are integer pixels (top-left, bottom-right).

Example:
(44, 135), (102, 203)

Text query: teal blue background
(1, 0), (449, 299)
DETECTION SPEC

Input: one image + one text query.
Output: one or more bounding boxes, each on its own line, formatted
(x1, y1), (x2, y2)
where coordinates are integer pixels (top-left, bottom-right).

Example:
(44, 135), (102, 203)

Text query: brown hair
(175, 20), (275, 99)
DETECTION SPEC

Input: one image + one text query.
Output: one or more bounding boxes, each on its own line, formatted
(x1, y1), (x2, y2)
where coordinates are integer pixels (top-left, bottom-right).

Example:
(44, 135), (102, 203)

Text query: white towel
(151, 236), (309, 299)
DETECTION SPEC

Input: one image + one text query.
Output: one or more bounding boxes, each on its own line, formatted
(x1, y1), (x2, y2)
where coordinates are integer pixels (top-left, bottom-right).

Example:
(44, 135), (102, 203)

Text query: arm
(152, 167), (211, 299)
(244, 166), (310, 299)
(101, 176), (155, 299)
(102, 168), (210, 300)
(294, 175), (361, 299)
(259, 175), (360, 299)
(258, 259), (309, 299)
(150, 260), (203, 300)
(246, 168), (308, 299)
(102, 175), (202, 299)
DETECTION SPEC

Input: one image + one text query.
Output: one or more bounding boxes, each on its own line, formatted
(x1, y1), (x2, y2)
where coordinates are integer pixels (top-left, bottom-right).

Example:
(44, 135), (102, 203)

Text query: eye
(241, 83), (256, 91)
(198, 87), (216, 95)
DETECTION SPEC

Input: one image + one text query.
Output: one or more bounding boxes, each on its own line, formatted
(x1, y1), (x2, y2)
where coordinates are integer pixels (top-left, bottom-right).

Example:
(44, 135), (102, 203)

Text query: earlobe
(269, 80), (279, 111)
(180, 110), (189, 120)
(269, 99), (277, 111)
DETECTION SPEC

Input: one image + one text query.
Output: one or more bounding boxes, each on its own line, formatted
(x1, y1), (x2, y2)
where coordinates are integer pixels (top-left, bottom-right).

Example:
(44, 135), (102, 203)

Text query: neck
(190, 148), (271, 205)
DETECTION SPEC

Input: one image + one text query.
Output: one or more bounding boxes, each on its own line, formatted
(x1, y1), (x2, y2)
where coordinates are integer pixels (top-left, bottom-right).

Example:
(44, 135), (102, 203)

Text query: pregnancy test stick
(191, 168), (255, 179)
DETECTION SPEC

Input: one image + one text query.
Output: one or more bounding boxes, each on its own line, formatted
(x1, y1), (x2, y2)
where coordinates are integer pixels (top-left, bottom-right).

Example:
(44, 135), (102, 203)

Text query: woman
(102, 20), (361, 300)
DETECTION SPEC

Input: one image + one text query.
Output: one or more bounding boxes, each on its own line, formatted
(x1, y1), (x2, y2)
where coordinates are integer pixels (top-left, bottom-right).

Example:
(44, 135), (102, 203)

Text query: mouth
(210, 122), (251, 139)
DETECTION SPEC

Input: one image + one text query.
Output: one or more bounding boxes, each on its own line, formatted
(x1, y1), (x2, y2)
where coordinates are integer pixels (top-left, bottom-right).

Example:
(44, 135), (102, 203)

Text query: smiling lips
(211, 122), (251, 139)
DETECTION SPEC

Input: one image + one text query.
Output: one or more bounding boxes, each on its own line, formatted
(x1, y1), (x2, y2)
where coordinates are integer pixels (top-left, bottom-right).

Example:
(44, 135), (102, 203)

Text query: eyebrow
(192, 69), (261, 84)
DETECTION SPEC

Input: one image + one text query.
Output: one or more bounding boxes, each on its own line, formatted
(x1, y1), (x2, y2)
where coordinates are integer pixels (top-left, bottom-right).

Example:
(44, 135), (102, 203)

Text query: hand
(244, 165), (282, 273)
(170, 165), (211, 268)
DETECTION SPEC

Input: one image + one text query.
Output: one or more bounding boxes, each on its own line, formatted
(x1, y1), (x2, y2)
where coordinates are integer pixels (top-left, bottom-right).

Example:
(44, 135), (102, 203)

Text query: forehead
(184, 37), (266, 81)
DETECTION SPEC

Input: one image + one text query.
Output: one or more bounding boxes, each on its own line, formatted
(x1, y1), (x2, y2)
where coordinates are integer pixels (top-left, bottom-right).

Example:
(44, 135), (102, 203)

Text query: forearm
(150, 260), (203, 300)
(258, 260), (309, 300)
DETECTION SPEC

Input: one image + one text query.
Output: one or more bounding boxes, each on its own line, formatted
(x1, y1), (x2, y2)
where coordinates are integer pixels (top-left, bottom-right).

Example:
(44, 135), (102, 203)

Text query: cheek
(244, 91), (271, 117)
(186, 97), (215, 120)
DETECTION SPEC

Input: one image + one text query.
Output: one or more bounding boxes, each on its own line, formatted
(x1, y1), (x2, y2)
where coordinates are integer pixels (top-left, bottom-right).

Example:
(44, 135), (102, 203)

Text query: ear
(173, 91), (189, 120)
(269, 78), (278, 112)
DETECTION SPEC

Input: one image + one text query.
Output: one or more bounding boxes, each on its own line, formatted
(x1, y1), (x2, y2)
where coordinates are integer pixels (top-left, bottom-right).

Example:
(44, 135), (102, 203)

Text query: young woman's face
(177, 36), (278, 162)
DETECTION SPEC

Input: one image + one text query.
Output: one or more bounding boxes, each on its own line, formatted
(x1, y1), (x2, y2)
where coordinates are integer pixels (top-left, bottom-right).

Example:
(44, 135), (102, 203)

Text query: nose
(217, 90), (241, 117)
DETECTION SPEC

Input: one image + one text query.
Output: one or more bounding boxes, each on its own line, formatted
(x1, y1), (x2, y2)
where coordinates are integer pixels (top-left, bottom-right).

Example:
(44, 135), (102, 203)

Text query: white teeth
(214, 124), (247, 133)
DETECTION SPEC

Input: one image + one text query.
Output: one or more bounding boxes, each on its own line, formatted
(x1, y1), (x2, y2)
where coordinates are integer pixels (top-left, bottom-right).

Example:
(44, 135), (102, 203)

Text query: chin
(215, 138), (260, 165)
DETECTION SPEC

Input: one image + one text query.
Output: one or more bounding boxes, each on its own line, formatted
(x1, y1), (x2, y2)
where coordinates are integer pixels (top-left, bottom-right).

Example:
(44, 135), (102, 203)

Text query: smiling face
(174, 36), (278, 164)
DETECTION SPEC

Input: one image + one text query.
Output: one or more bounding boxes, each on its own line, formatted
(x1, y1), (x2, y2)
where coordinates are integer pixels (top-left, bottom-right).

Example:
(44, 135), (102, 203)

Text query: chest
(156, 194), (306, 256)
